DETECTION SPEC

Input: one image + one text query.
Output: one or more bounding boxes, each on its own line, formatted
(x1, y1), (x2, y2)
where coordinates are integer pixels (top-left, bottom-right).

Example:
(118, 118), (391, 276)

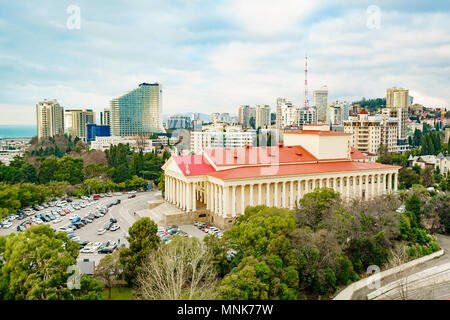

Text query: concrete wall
(333, 249), (445, 300)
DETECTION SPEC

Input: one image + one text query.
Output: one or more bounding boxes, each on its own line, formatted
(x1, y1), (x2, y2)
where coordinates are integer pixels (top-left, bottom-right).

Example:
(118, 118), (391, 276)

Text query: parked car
(97, 228), (106, 235)
(104, 223), (112, 230)
(2, 222), (12, 229)
(128, 194), (136, 199)
(110, 217), (117, 223)
(110, 224), (120, 231)
(80, 247), (94, 253)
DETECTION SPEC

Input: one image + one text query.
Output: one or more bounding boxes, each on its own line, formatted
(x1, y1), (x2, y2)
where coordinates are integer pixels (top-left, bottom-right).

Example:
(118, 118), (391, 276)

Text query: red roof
(208, 161), (400, 180)
(350, 147), (368, 160)
(204, 145), (318, 167)
(284, 130), (351, 136)
(359, 109), (368, 115)
(172, 155), (216, 176)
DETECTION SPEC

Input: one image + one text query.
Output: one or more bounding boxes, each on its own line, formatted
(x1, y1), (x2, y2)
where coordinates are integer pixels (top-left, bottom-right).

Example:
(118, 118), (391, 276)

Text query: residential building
(190, 124), (256, 154)
(445, 128), (450, 144)
(408, 153), (450, 177)
(36, 99), (64, 140)
(100, 108), (111, 126)
(344, 109), (398, 154)
(163, 125), (400, 229)
(110, 83), (164, 137)
(238, 105), (255, 129)
(64, 109), (96, 139)
(255, 105), (271, 129)
(297, 107), (317, 126)
(276, 98), (296, 128)
(313, 85), (328, 123)
(385, 87), (410, 147)
(86, 124), (111, 142)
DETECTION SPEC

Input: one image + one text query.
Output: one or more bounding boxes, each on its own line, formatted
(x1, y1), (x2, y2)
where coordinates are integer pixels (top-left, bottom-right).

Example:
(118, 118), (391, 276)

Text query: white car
(71, 236), (80, 242)
(53, 218), (62, 224)
(110, 224), (120, 231)
(80, 247), (93, 253)
(97, 228), (106, 235)
(2, 222), (12, 229)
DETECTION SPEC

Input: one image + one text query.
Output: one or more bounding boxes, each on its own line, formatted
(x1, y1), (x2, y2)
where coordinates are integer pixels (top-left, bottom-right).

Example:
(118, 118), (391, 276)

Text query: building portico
(162, 128), (401, 229)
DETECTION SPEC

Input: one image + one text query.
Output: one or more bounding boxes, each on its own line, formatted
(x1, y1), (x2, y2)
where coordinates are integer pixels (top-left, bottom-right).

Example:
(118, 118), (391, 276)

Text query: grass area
(102, 287), (135, 300)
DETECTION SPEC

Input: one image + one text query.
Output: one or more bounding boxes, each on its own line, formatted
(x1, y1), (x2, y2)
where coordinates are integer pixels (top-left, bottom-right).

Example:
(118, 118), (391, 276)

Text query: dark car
(110, 218), (117, 223)
(79, 240), (89, 248)
(112, 199), (121, 205)
(98, 247), (114, 254)
(128, 194), (136, 199)
(66, 199), (73, 203)
(41, 215), (51, 222)
(16, 225), (25, 232)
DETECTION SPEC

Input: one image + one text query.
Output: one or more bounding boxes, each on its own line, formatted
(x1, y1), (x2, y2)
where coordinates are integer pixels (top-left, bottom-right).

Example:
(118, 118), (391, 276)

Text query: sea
(0, 125), (36, 139)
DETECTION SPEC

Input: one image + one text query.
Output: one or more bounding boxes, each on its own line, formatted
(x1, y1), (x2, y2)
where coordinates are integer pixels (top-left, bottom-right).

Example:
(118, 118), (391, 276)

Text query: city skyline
(1, 0), (450, 125)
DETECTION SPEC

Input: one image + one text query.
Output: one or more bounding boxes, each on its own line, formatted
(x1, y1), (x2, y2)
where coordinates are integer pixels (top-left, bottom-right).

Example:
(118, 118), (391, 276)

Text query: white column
(266, 183), (270, 206)
(388, 173), (392, 193)
(219, 185), (223, 216)
(297, 180), (301, 202)
(206, 183), (210, 210)
(274, 182), (278, 207)
(359, 176), (363, 199)
(346, 177), (350, 200)
(289, 181), (294, 209)
(282, 182), (287, 208)
(305, 179), (309, 194)
(223, 186), (228, 217)
(186, 182), (191, 211)
(241, 185), (245, 214)
(371, 174), (375, 199)
(192, 182), (196, 212)
(319, 178), (323, 189)
(232, 185), (236, 216)
(340, 177), (344, 196)
(377, 174), (382, 195)
(393, 172), (398, 192)
(212, 184), (217, 214)
(258, 183), (262, 205)
(249, 184), (254, 207)
(353, 176), (357, 198)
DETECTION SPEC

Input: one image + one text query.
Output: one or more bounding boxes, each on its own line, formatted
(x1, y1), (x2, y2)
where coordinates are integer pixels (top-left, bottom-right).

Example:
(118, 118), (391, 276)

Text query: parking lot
(0, 191), (225, 264)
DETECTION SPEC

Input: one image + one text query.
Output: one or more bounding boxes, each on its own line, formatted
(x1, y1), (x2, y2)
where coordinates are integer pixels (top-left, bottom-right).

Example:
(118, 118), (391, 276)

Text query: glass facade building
(111, 83), (164, 137)
(87, 124), (111, 142)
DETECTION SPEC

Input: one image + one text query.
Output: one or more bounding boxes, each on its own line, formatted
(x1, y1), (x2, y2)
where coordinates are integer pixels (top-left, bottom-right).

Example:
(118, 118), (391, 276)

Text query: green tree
(0, 225), (83, 300)
(398, 168), (420, 189)
(420, 166), (434, 187)
(38, 158), (58, 184)
(119, 218), (160, 286)
(296, 188), (341, 230)
(54, 156), (84, 185)
(95, 250), (123, 299)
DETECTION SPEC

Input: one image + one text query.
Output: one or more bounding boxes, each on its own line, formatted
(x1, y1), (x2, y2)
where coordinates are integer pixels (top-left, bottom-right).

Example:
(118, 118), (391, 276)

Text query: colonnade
(164, 171), (398, 218)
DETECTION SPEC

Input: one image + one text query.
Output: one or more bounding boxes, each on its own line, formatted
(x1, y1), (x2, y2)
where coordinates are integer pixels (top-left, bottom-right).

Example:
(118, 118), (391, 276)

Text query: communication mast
(304, 54), (309, 108)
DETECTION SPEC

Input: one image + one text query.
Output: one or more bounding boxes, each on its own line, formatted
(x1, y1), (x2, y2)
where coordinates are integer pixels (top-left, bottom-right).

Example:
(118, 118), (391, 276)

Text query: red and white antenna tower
(304, 53), (309, 108)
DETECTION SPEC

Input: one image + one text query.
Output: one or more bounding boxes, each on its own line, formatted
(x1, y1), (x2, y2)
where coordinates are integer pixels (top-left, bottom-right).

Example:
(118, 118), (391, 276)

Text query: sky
(0, 0), (449, 125)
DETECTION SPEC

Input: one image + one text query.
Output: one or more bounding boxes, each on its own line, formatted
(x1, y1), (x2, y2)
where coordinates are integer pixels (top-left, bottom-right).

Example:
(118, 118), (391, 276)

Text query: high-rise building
(313, 85), (328, 123)
(36, 99), (64, 140)
(110, 83), (164, 137)
(255, 105), (271, 129)
(385, 87), (410, 146)
(86, 124), (111, 142)
(100, 108), (111, 126)
(344, 109), (398, 154)
(238, 105), (255, 128)
(64, 109), (96, 138)
(211, 113), (231, 124)
(276, 98), (296, 128)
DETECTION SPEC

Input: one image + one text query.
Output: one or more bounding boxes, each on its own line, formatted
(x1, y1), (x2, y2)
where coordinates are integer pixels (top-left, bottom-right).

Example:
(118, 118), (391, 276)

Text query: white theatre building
(162, 125), (401, 229)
